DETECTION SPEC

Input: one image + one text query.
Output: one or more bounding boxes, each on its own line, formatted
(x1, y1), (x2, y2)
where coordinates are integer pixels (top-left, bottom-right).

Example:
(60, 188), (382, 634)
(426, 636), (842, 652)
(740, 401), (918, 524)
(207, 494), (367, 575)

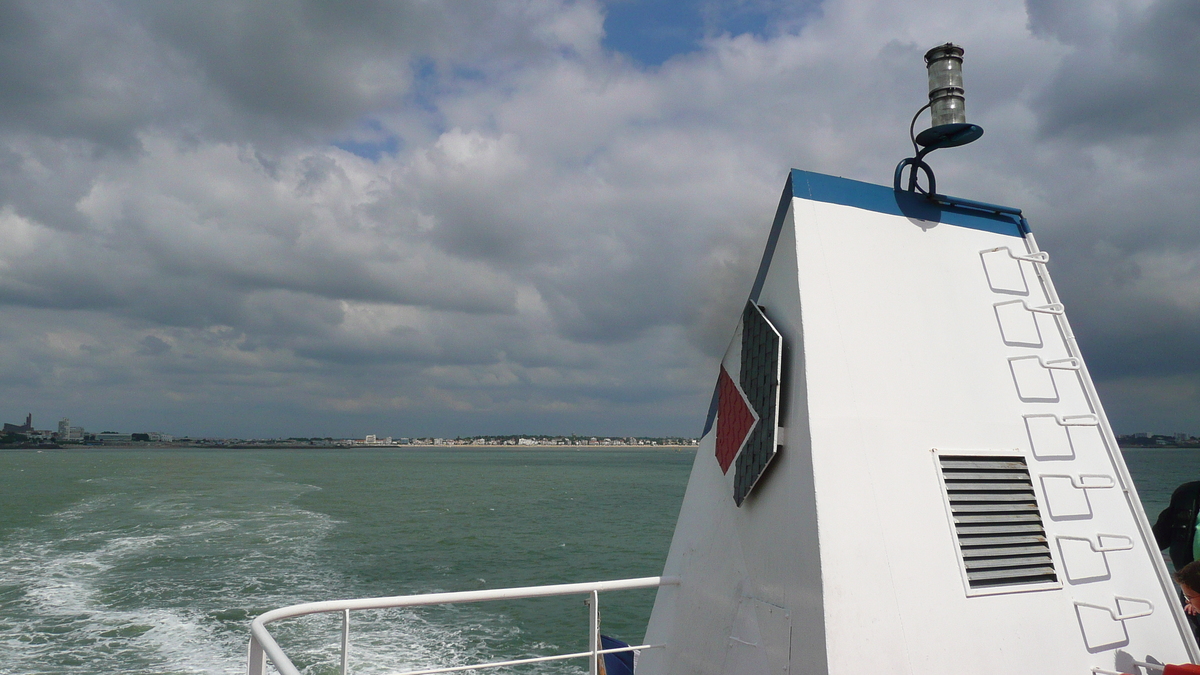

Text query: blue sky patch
(601, 0), (823, 66)
(334, 135), (400, 161)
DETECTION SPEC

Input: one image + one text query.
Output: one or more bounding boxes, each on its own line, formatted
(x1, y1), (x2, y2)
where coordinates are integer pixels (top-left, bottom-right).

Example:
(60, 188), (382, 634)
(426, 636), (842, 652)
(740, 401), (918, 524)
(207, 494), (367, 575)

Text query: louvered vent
(939, 455), (1057, 589)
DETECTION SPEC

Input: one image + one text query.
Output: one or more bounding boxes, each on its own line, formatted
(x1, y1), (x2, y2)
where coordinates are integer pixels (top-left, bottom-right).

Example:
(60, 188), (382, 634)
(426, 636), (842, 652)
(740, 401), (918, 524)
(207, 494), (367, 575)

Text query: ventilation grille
(940, 455), (1057, 589)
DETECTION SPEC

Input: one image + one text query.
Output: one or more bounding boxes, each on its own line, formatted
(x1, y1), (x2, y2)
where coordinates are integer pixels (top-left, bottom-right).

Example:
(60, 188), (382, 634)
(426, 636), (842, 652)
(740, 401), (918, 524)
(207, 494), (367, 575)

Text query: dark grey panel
(734, 301), (782, 506)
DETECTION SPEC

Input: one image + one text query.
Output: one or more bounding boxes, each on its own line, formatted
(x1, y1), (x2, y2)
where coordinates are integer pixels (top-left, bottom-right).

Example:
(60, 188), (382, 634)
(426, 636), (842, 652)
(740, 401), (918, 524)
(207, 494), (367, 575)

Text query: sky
(0, 0), (1198, 439)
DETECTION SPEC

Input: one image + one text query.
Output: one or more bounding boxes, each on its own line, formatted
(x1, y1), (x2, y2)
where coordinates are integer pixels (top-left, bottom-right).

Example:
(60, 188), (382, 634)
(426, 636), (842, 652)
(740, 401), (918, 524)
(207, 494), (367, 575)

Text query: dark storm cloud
(0, 197), (518, 321)
(136, 334), (171, 356)
(126, 1), (422, 139)
(0, 0), (594, 152)
(0, 2), (157, 149)
(0, 142), (99, 234)
(1029, 0), (1200, 139)
(1049, 238), (1200, 380)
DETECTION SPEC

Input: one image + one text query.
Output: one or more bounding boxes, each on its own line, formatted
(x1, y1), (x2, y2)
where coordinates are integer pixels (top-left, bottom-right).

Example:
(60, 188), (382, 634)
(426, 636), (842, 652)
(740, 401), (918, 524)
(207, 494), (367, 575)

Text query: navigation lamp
(914, 42), (983, 149)
(926, 43), (966, 127)
(895, 41), (985, 194)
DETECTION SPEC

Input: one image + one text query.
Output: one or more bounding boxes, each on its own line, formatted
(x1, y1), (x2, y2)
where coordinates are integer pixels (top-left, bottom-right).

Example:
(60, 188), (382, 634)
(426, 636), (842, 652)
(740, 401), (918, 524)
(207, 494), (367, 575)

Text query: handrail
(248, 575), (679, 675)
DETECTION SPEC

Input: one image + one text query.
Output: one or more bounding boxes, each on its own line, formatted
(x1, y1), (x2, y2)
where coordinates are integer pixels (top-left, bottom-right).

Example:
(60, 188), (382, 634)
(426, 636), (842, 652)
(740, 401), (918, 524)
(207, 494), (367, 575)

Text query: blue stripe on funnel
(791, 169), (1024, 237)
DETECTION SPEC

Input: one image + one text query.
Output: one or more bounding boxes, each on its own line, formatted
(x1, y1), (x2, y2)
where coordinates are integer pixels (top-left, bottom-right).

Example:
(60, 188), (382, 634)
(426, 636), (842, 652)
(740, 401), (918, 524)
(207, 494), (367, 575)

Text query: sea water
(0, 448), (692, 675)
(1, 446), (1198, 675)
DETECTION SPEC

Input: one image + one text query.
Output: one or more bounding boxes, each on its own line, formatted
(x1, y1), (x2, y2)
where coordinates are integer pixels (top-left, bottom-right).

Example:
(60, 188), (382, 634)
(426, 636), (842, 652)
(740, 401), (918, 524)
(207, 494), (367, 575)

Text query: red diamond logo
(715, 365), (758, 474)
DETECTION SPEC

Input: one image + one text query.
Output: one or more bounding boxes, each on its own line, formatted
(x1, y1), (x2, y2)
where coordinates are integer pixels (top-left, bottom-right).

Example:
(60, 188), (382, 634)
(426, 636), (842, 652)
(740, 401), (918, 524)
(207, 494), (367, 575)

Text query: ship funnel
(895, 42), (984, 194)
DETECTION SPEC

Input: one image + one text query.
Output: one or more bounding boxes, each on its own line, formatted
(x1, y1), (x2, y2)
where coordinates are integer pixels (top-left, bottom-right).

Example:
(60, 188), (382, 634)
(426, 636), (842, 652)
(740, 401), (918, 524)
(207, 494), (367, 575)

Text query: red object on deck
(1164, 664), (1200, 675)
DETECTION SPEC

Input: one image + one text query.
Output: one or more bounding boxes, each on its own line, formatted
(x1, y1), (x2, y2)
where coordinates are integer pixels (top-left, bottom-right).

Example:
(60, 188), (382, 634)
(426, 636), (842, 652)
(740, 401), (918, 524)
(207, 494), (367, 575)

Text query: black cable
(909, 102), (931, 156)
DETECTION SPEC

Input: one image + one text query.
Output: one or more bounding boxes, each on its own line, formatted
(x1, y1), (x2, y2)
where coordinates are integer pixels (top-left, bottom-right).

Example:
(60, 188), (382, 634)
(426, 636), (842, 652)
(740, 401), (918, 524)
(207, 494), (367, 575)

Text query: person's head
(1176, 560), (1200, 610)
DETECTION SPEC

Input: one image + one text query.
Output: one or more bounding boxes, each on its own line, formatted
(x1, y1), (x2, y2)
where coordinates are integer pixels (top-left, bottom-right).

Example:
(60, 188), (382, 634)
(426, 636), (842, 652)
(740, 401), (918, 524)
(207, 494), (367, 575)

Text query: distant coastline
(0, 444), (697, 451)
(4, 427), (1190, 452)
(1120, 445), (1200, 450)
(1, 439), (699, 451)
(1118, 433), (1199, 450)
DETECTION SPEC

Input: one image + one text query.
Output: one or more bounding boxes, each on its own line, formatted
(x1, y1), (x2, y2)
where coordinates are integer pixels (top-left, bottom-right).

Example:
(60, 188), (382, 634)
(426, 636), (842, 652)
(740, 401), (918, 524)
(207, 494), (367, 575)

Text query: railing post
(248, 637), (266, 675)
(588, 590), (599, 675)
(341, 609), (351, 675)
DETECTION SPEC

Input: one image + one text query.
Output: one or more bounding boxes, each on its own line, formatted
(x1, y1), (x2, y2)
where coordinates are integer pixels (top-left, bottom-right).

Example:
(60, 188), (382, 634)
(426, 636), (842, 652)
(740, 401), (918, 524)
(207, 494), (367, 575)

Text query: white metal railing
(248, 576), (679, 675)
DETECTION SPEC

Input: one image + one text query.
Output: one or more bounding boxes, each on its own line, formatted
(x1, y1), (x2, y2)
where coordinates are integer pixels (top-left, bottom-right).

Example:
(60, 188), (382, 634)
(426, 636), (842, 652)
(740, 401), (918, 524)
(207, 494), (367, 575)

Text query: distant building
(2, 413), (33, 435)
(55, 419), (86, 440)
(356, 435), (394, 446)
(97, 432), (133, 444)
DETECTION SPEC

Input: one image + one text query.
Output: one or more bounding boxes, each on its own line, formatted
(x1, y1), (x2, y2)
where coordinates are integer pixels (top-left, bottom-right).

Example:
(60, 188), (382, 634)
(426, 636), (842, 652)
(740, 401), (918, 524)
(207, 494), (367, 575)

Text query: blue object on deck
(601, 635), (635, 675)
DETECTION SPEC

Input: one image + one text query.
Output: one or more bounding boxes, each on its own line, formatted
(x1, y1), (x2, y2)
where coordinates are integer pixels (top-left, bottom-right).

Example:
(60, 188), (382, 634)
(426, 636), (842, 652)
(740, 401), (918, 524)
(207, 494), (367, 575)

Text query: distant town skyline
(2, 409), (1195, 448)
(0, 411), (696, 445)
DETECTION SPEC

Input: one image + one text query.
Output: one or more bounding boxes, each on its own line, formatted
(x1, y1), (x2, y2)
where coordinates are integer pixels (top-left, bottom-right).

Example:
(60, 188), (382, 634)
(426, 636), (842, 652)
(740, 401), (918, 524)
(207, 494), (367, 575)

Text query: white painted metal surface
(639, 171), (1200, 675)
(246, 576), (674, 675)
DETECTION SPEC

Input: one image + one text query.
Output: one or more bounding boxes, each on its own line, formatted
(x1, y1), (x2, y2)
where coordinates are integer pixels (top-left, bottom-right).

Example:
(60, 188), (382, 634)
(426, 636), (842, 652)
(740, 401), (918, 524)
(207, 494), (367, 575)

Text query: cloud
(1029, 0), (1200, 140)
(0, 0), (1196, 437)
(136, 334), (171, 356)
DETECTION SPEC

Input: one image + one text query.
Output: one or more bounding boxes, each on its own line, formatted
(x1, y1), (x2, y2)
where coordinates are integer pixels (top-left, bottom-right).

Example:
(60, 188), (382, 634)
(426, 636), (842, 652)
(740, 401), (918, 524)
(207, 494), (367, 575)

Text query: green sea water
(2, 446), (1198, 675)
(0, 448), (693, 675)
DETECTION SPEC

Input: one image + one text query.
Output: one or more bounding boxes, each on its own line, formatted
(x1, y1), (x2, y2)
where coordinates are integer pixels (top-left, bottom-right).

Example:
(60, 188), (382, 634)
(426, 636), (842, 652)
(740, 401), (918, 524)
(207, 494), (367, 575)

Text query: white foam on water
(0, 473), (547, 675)
(18, 534), (168, 613)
